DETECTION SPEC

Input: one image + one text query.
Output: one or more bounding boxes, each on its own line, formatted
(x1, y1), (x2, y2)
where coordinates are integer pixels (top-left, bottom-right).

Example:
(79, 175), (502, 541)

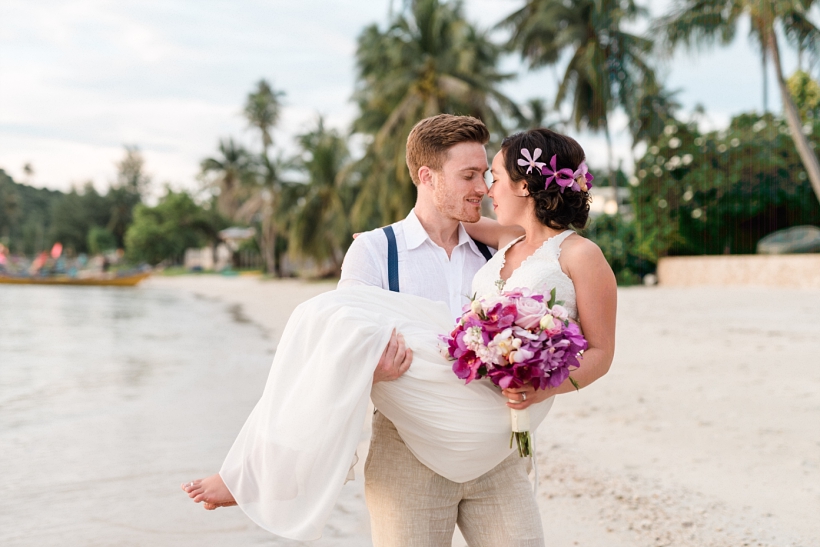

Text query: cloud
(0, 0), (804, 193)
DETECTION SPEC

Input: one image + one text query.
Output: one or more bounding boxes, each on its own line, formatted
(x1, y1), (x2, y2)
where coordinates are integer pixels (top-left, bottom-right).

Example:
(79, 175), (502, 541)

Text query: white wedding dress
(220, 230), (577, 540)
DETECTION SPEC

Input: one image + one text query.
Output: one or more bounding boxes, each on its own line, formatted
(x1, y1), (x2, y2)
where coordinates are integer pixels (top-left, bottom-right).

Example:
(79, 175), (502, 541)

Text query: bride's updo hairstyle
(500, 128), (591, 230)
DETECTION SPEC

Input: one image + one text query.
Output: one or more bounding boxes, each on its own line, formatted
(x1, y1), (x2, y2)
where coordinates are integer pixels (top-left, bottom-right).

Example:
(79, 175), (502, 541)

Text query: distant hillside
(0, 169), (64, 254)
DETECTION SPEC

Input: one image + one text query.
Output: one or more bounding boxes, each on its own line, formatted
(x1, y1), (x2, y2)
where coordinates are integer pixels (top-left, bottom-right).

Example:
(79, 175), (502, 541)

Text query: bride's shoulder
(560, 233), (613, 280)
(560, 232), (606, 263)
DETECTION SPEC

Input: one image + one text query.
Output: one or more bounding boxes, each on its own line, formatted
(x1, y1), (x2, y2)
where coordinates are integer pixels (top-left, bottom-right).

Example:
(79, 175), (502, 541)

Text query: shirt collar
(403, 209), (430, 250)
(404, 209), (485, 256)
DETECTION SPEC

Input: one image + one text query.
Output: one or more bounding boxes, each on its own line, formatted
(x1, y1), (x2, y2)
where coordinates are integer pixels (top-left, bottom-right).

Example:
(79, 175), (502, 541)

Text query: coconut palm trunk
(260, 212), (277, 276)
(769, 28), (820, 203)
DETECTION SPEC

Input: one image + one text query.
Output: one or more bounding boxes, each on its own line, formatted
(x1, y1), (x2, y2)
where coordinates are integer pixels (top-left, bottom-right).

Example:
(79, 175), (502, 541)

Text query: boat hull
(0, 273), (151, 287)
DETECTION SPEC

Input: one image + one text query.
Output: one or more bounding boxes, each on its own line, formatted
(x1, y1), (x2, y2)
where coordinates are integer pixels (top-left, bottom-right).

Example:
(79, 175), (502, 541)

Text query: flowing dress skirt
(219, 286), (554, 540)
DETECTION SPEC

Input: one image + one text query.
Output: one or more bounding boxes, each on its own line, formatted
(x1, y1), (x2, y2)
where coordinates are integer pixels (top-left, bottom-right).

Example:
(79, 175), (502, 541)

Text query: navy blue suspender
(382, 226), (492, 293)
(473, 240), (492, 261)
(383, 226), (400, 293)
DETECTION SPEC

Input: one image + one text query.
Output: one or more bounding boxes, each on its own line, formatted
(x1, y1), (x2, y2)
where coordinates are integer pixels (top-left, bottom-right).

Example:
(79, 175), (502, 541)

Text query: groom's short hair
(406, 115), (489, 185)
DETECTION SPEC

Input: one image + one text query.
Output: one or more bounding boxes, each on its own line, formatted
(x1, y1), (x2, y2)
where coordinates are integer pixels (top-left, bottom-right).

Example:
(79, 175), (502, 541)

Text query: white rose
(539, 314), (556, 331)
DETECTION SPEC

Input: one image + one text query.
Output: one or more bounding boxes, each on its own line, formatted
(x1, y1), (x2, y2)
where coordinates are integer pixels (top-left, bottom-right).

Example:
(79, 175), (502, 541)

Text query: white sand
(148, 275), (820, 547)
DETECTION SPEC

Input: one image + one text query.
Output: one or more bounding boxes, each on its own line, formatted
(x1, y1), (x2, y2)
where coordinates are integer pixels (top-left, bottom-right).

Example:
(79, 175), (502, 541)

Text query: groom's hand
(373, 329), (413, 384)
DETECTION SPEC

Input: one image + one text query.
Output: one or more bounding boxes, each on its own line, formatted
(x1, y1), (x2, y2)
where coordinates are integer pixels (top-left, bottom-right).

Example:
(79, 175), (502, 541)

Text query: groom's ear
(418, 166), (434, 188)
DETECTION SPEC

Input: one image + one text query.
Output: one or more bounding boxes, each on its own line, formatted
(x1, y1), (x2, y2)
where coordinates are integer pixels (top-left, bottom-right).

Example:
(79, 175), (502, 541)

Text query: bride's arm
(504, 237), (617, 405)
(462, 216), (525, 249)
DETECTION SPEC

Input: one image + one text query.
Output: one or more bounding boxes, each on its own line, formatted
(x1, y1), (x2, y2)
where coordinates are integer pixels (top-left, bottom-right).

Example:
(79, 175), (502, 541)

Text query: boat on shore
(0, 272), (151, 287)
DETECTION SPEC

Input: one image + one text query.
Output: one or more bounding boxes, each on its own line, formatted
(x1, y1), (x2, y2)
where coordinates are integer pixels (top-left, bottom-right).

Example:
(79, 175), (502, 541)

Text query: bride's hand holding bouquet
(440, 287), (588, 457)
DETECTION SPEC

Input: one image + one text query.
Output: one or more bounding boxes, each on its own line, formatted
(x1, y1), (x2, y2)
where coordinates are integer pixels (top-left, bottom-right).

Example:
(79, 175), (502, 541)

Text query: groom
(340, 114), (544, 546)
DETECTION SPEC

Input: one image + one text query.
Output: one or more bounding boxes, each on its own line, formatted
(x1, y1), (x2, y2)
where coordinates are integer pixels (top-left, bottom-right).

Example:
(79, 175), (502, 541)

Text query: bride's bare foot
(181, 474), (237, 510)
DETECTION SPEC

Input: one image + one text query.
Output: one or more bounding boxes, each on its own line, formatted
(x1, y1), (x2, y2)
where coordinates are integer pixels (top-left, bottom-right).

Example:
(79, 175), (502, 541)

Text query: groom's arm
(339, 232), (413, 383)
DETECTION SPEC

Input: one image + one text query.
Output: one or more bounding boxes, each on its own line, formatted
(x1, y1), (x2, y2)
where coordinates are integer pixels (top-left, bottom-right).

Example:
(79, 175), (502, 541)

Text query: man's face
(429, 142), (489, 223)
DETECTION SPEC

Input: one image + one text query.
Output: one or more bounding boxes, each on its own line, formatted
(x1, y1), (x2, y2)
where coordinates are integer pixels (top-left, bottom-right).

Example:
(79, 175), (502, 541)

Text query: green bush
(631, 113), (820, 258)
(581, 214), (647, 285)
(87, 226), (117, 255)
(125, 190), (225, 265)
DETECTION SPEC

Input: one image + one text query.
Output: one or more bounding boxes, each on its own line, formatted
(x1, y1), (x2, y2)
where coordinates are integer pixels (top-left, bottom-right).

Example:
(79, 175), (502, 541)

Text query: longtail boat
(0, 272), (151, 287)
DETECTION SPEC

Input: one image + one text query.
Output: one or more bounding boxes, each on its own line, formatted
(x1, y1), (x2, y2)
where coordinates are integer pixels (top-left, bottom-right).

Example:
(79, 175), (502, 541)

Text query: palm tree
(287, 118), (353, 275)
(660, 0), (820, 204)
(242, 80), (287, 274)
(233, 153), (295, 275)
(244, 79), (285, 155)
(500, 0), (657, 173)
(200, 138), (255, 220)
(629, 80), (682, 147)
(351, 0), (520, 227)
(107, 146), (149, 247)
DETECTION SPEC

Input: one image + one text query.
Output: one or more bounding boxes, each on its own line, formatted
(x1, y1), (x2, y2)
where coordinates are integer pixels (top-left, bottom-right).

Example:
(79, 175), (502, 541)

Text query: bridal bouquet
(440, 288), (587, 457)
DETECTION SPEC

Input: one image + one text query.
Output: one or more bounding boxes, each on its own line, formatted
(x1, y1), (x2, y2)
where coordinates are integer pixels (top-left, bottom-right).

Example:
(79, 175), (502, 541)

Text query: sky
(0, 0), (807, 198)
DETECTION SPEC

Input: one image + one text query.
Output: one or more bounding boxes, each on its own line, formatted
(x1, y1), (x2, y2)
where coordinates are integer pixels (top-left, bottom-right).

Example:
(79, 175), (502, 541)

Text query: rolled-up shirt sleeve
(338, 232), (386, 289)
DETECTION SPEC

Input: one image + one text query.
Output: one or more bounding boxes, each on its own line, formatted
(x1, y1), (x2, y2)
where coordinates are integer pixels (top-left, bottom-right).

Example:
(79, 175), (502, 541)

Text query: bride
(182, 127), (617, 541)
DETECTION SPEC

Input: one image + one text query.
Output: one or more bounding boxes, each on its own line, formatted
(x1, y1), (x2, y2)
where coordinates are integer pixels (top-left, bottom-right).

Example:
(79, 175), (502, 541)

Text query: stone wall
(657, 255), (820, 288)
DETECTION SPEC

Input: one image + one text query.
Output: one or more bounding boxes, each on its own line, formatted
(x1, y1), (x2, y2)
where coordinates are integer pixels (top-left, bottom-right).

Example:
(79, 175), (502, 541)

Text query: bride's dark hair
(500, 128), (591, 230)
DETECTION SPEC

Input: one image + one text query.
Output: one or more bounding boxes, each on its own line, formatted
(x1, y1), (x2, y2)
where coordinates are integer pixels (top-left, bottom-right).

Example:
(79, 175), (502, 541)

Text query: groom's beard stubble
(432, 187), (485, 224)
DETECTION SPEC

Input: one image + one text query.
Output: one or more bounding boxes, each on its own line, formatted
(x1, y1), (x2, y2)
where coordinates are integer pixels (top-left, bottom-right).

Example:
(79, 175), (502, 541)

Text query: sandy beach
(140, 275), (820, 547)
(3, 275), (817, 547)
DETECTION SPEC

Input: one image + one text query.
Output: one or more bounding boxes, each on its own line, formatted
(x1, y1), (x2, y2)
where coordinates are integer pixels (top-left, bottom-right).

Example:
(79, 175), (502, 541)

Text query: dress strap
(543, 229), (575, 259)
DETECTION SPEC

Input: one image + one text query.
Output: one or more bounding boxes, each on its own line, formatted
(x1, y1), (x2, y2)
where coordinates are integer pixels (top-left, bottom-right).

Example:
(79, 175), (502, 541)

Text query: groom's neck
(413, 201), (461, 256)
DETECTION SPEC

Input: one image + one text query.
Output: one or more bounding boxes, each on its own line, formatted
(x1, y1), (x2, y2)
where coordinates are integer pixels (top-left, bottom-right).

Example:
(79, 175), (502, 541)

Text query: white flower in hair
(518, 148), (546, 174)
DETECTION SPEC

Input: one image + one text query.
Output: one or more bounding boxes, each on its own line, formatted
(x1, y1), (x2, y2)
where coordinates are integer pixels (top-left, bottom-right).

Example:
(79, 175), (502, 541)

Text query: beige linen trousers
(365, 411), (545, 547)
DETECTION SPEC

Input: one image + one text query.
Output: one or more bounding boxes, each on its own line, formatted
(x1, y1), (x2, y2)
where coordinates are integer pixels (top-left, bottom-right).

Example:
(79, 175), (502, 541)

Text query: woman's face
(488, 150), (530, 226)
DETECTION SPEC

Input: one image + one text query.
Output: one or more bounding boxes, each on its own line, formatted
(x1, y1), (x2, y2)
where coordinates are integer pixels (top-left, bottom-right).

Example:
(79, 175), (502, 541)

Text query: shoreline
(147, 275), (820, 547)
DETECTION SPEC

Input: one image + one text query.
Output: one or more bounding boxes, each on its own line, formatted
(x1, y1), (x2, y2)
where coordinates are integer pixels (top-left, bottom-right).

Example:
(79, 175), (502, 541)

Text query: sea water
(0, 285), (370, 546)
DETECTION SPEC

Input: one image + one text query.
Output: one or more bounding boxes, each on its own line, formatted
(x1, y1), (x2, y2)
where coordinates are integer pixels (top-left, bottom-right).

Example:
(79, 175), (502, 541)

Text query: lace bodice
(471, 230), (577, 320)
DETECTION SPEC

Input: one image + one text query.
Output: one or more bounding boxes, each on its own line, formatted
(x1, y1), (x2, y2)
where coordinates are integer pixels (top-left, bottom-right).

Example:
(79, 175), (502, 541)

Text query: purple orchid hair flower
(541, 155), (595, 193)
(541, 154), (576, 193)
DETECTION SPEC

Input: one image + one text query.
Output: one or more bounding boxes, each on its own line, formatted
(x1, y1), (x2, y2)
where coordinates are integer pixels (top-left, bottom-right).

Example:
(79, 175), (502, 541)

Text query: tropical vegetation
(4, 0), (820, 284)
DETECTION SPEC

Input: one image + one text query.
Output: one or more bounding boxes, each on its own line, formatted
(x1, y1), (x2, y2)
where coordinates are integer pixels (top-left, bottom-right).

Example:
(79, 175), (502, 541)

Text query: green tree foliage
(501, 0), (657, 167)
(240, 80), (289, 275)
(288, 118), (354, 275)
(49, 182), (110, 253)
(581, 213), (646, 284)
(200, 139), (256, 219)
(87, 226), (117, 255)
(631, 113), (820, 260)
(629, 83), (683, 148)
(45, 147), (149, 254)
(244, 79), (284, 153)
(107, 146), (149, 247)
(0, 169), (63, 254)
(788, 69), (820, 120)
(351, 0), (519, 228)
(660, 0), (820, 204)
(125, 189), (226, 265)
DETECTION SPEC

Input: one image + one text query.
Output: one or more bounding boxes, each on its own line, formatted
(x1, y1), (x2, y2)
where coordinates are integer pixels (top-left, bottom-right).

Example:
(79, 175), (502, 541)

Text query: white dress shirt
(338, 209), (495, 319)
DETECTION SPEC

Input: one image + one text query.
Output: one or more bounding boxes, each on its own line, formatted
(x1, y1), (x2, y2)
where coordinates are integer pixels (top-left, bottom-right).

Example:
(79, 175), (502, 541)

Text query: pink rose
(514, 297), (547, 330)
(551, 304), (568, 321)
